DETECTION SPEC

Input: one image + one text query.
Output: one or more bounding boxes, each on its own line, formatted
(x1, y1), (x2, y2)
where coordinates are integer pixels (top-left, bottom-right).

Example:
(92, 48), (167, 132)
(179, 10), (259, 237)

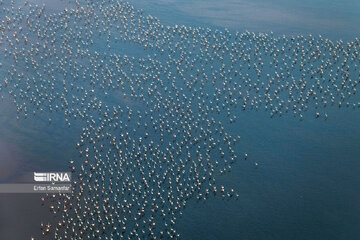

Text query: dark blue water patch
(177, 109), (360, 240)
(0, 97), (80, 182)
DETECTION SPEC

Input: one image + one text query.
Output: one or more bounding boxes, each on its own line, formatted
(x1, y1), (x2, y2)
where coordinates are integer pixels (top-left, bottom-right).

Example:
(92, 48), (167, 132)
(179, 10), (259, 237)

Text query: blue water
(131, 0), (360, 41)
(177, 109), (360, 240)
(126, 1), (360, 239)
(0, 0), (359, 239)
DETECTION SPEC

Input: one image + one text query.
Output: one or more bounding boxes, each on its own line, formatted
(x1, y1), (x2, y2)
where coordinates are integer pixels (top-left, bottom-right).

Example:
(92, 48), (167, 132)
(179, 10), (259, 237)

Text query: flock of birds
(0, 0), (359, 239)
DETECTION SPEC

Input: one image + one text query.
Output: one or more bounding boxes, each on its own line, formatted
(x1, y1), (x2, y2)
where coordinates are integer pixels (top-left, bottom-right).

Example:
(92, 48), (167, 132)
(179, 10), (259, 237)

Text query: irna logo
(34, 172), (71, 182)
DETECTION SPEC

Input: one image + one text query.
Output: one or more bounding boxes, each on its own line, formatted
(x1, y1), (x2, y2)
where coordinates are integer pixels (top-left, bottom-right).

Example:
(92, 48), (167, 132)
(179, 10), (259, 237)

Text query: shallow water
(0, 0), (359, 239)
(131, 0), (360, 41)
(177, 109), (360, 239)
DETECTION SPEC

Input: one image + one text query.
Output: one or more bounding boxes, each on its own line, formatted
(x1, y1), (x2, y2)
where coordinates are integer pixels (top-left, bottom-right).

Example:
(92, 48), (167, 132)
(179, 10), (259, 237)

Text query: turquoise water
(0, 0), (359, 239)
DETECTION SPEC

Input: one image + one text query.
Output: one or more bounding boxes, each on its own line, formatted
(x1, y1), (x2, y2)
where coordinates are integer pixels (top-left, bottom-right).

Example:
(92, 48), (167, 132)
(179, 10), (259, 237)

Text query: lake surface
(131, 0), (360, 41)
(0, 0), (359, 239)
